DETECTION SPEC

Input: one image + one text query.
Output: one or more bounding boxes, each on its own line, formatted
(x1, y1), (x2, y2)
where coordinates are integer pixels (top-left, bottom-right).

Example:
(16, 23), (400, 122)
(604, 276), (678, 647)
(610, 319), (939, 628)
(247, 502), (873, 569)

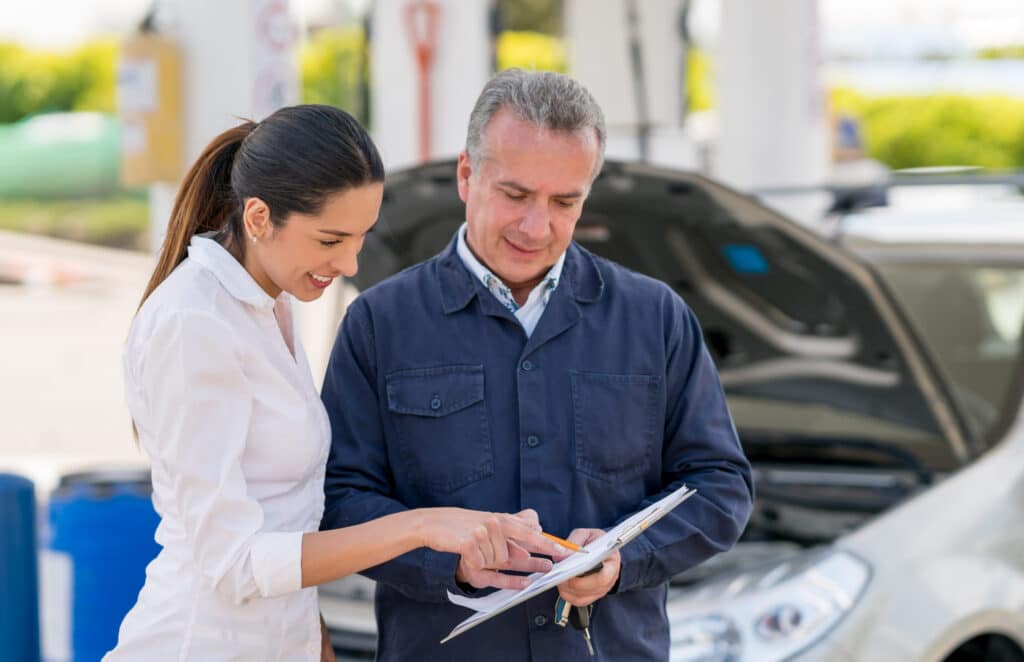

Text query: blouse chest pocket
(385, 365), (494, 494)
(571, 371), (662, 483)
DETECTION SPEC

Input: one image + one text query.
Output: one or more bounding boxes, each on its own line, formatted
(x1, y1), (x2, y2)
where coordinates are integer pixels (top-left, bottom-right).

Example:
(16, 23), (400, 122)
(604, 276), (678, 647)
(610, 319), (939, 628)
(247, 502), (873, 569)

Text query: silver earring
(251, 235), (257, 243)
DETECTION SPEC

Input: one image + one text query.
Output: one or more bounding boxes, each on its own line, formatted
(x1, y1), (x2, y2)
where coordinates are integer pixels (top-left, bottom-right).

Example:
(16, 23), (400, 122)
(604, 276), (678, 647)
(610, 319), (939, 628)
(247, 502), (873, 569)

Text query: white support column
(149, 0), (298, 251)
(566, 0), (698, 170)
(370, 0), (492, 171)
(716, 0), (830, 223)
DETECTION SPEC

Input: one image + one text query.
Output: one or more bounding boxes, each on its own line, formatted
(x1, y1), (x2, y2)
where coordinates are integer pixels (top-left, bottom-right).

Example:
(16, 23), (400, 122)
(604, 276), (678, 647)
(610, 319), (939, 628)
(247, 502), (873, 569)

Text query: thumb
(567, 528), (603, 547)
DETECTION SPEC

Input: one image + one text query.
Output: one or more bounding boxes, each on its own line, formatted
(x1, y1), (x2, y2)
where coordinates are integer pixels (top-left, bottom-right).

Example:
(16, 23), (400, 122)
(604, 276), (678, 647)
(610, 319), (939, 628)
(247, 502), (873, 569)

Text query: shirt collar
(187, 234), (277, 310)
(454, 223), (565, 314)
(438, 228), (603, 315)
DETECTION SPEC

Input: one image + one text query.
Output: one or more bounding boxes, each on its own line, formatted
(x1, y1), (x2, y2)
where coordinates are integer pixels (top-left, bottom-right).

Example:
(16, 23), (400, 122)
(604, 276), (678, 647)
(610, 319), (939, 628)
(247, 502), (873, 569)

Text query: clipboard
(441, 483), (697, 643)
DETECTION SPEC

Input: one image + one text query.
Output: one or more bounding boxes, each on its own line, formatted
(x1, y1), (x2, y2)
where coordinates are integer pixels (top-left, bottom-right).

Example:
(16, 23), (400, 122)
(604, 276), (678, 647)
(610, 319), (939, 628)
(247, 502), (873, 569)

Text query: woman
(105, 105), (560, 660)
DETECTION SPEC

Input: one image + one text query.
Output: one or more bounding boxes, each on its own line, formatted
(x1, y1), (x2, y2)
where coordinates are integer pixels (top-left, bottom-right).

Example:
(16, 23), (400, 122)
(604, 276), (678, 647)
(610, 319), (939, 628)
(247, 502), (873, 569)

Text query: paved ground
(0, 229), (356, 495)
(0, 231), (153, 493)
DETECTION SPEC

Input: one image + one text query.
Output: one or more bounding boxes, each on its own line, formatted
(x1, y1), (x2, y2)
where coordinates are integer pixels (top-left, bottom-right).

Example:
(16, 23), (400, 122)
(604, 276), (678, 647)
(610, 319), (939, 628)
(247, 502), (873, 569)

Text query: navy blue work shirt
(320, 235), (754, 661)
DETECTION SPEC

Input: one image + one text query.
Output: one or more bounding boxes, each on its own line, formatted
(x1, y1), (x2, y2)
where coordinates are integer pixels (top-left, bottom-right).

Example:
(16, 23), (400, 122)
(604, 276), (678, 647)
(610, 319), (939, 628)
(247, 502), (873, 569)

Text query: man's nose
(518, 201), (550, 239)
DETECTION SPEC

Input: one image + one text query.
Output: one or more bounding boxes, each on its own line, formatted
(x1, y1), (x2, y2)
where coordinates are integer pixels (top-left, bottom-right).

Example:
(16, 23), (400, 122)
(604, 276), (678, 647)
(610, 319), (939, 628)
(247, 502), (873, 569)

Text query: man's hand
(557, 528), (621, 607)
(454, 509), (556, 590)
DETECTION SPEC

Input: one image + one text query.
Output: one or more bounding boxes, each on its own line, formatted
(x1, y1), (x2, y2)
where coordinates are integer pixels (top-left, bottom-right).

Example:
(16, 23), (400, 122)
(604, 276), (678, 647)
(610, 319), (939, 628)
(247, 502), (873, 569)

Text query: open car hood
(354, 160), (968, 460)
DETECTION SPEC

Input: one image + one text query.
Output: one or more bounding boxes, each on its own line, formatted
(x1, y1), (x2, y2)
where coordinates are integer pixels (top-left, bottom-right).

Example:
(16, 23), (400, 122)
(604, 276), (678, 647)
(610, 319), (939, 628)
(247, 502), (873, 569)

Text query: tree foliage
(0, 40), (116, 122)
(300, 26), (368, 122)
(500, 0), (562, 35)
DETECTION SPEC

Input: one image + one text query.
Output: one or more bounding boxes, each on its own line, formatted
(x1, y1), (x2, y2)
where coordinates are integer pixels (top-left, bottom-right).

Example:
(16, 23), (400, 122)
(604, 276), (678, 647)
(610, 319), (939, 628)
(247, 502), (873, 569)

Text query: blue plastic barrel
(0, 473), (41, 662)
(47, 470), (160, 662)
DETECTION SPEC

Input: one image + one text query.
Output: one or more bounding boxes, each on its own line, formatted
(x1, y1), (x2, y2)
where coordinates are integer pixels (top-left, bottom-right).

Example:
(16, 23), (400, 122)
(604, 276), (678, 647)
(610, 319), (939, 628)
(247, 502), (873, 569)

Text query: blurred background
(2, 1), (1024, 660)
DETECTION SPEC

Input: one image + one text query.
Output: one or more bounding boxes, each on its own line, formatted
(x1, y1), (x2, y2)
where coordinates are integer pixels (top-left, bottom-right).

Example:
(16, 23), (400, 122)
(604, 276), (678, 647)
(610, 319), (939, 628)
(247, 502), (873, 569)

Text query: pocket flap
(386, 365), (485, 417)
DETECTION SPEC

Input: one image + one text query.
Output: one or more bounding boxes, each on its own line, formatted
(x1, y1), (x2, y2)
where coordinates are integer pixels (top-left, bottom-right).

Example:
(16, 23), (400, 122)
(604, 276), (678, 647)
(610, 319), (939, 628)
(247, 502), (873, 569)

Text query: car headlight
(669, 548), (870, 662)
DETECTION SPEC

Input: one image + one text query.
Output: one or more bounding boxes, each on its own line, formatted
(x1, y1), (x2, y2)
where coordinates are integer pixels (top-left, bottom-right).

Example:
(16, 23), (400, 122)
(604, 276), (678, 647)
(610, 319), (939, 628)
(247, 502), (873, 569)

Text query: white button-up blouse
(105, 236), (330, 661)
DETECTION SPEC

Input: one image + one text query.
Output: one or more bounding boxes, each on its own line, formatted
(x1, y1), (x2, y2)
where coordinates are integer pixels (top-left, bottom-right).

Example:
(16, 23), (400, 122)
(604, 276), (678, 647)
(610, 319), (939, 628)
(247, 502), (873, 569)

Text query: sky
(820, 0), (1024, 58)
(690, 0), (1024, 58)
(0, 0), (362, 48)
(1, 0), (1023, 57)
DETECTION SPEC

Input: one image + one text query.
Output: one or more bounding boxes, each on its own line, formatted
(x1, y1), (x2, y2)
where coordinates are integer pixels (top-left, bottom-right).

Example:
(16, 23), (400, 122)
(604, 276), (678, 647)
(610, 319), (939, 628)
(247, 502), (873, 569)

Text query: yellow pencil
(541, 532), (589, 553)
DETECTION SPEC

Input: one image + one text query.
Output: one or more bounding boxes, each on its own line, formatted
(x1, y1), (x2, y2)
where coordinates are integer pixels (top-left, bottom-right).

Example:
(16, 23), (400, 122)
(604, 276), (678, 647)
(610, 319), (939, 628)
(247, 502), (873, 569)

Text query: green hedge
(977, 45), (1024, 60)
(831, 87), (1024, 169)
(0, 194), (148, 249)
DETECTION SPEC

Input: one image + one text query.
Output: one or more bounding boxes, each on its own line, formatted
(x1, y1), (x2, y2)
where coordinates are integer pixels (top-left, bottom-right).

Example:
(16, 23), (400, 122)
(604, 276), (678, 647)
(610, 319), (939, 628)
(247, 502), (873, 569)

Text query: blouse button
(430, 396), (442, 411)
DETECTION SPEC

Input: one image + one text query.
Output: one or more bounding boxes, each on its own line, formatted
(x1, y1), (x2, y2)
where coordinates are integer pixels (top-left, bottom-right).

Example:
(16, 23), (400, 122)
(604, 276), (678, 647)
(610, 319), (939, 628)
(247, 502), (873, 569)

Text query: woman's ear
(242, 197), (272, 240)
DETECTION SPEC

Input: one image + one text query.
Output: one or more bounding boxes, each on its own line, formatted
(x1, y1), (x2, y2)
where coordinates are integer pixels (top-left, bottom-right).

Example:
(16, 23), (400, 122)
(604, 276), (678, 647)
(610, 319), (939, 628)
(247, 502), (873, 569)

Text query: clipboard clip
(614, 487), (697, 546)
(614, 519), (651, 547)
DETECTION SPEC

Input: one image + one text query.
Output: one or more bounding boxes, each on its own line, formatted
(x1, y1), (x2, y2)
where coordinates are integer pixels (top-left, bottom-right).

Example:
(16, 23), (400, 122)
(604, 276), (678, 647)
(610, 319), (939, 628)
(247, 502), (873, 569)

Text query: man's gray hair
(466, 68), (606, 178)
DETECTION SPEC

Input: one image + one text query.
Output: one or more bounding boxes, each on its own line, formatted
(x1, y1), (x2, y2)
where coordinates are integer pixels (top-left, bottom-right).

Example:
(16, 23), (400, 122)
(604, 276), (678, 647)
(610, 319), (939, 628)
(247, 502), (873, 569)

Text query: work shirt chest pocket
(571, 371), (661, 482)
(385, 365), (494, 494)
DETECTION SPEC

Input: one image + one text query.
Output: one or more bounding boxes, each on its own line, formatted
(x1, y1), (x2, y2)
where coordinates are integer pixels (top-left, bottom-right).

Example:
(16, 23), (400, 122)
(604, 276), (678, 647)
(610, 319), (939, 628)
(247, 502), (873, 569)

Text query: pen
(541, 532), (589, 553)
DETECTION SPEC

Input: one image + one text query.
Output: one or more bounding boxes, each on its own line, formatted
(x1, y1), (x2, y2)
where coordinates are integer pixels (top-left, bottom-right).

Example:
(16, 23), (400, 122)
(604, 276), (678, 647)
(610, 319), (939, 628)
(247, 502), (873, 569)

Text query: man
(321, 69), (753, 661)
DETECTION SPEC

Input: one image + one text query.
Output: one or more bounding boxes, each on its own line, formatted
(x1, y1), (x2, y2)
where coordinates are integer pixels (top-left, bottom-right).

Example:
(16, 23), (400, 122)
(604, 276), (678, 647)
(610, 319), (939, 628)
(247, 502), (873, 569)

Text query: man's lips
(503, 237), (544, 256)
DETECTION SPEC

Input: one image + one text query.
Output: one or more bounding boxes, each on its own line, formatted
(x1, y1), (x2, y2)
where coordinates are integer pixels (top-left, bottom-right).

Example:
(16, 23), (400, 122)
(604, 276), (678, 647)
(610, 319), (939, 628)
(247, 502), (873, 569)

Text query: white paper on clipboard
(441, 483), (698, 643)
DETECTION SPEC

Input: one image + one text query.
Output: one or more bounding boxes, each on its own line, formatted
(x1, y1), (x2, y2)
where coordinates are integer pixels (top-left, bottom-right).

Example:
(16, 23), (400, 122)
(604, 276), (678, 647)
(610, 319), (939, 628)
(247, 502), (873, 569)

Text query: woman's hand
(416, 508), (563, 590)
(319, 613), (336, 662)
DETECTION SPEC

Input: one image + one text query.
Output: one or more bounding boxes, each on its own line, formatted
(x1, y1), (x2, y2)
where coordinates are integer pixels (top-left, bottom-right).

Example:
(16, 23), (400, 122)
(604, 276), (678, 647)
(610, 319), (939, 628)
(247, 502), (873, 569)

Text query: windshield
(727, 260), (1024, 466)
(873, 261), (1024, 442)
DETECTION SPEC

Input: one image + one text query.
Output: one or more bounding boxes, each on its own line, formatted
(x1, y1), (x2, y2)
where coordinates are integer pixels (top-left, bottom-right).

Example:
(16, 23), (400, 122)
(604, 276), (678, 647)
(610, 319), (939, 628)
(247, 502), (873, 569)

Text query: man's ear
(242, 197), (272, 239)
(456, 151), (473, 203)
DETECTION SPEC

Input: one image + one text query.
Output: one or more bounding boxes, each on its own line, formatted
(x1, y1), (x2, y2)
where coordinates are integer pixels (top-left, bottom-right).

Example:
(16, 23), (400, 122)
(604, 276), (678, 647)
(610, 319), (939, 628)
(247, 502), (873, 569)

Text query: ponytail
(136, 121), (256, 311)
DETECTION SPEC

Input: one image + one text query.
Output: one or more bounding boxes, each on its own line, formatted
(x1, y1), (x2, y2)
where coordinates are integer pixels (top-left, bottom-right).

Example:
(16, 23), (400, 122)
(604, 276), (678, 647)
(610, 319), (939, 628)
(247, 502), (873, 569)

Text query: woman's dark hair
(137, 104), (384, 310)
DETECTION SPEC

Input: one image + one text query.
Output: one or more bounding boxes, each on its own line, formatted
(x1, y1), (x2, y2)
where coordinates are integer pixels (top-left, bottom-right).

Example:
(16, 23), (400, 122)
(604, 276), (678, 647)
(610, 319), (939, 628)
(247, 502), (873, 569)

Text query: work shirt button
(534, 615), (548, 627)
(430, 396), (442, 411)
(521, 360), (534, 372)
(526, 435), (541, 448)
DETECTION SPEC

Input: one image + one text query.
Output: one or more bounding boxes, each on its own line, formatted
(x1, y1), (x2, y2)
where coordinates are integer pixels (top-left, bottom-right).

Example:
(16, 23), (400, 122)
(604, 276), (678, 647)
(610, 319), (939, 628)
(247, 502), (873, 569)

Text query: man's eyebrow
(496, 180), (585, 198)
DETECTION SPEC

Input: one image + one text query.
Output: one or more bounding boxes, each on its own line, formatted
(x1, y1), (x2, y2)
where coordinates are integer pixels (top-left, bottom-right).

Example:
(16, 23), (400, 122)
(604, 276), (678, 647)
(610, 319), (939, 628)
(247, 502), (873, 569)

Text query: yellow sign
(118, 34), (183, 185)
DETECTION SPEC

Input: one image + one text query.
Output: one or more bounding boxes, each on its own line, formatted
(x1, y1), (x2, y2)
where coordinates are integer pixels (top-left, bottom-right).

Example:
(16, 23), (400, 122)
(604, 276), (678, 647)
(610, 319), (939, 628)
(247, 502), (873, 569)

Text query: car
(319, 160), (1024, 662)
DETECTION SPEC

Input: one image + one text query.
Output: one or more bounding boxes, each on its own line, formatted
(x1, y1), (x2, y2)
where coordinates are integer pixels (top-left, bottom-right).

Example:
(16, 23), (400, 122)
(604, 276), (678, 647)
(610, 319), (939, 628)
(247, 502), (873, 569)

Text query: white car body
(322, 165), (1024, 662)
